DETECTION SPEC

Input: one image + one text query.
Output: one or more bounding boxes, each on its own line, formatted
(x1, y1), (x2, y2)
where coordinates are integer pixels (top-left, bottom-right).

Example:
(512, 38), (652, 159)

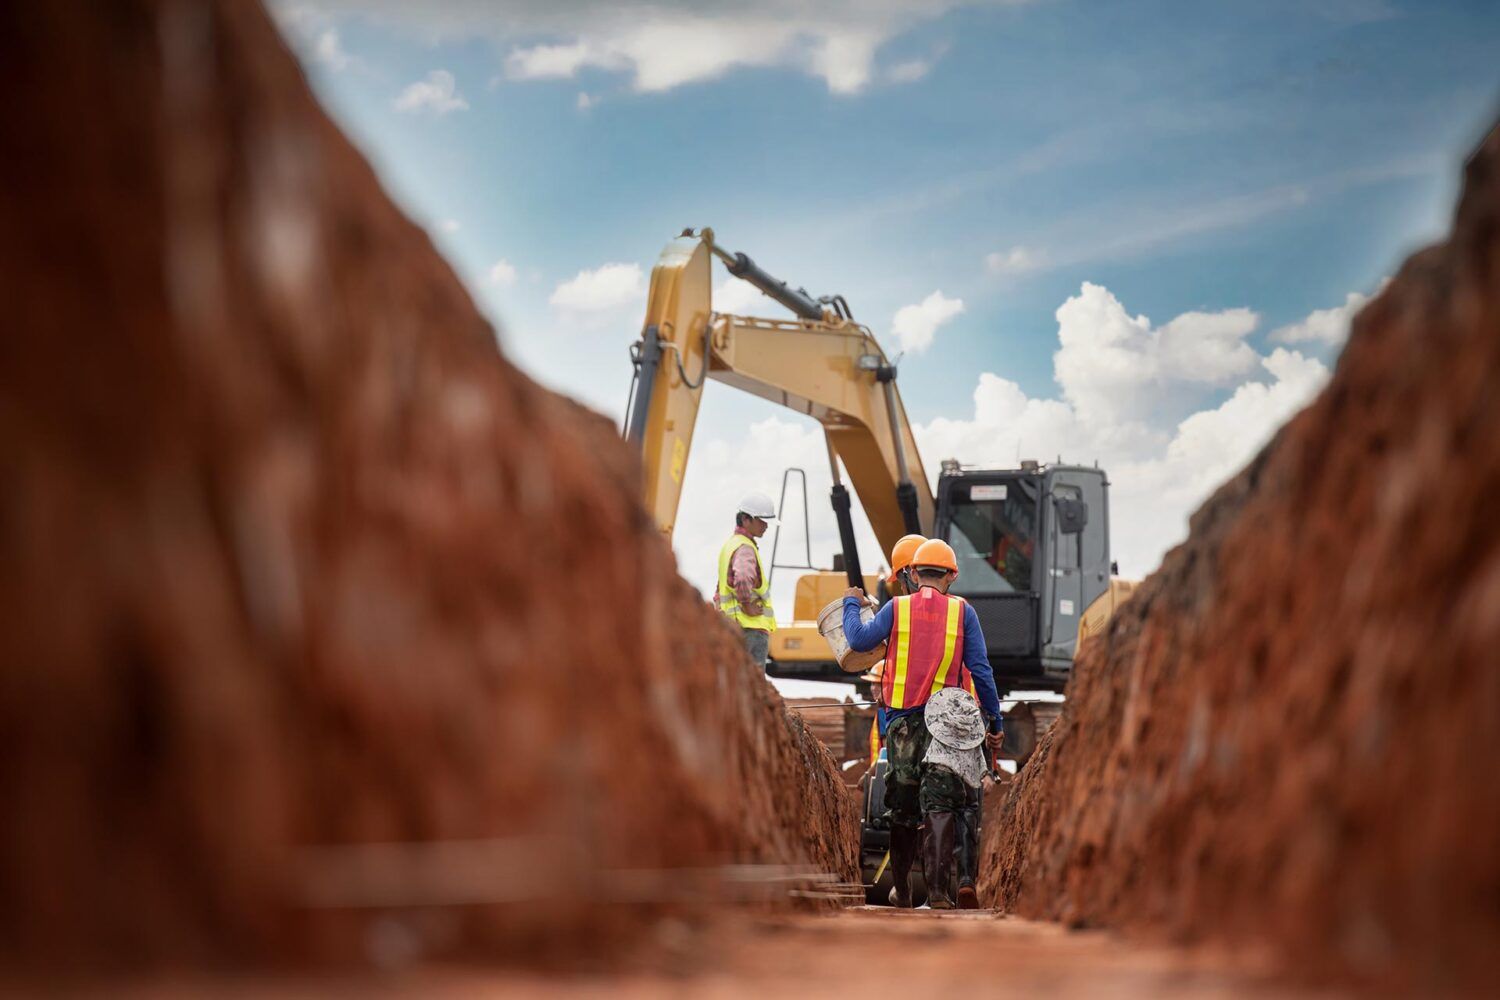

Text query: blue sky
(275, 0), (1499, 604)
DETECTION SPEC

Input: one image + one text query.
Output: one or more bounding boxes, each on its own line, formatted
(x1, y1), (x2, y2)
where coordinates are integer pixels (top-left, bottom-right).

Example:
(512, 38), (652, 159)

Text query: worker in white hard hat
(716, 492), (778, 666)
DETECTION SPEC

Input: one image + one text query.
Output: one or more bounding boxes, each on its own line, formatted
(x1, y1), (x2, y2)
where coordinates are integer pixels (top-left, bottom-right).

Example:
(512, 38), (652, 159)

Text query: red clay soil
(981, 121), (1500, 994)
(102, 910), (1334, 999)
(0, 0), (854, 974)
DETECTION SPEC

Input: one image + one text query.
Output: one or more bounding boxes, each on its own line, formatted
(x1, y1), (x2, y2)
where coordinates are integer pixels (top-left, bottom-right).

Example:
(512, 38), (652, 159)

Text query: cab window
(945, 480), (1037, 594)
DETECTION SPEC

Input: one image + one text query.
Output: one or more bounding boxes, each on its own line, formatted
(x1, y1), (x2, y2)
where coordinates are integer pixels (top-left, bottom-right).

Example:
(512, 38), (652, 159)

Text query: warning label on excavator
(971, 484), (1008, 501)
(670, 438), (686, 483)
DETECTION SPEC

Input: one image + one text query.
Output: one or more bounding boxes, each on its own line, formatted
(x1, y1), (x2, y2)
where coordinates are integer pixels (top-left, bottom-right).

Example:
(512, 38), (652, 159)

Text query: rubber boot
(956, 801), (981, 909)
(923, 812), (958, 910)
(887, 824), (918, 908)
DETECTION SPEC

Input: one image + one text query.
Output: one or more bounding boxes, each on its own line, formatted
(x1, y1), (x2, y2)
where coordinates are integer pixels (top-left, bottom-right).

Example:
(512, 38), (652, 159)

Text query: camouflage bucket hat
(924, 687), (985, 750)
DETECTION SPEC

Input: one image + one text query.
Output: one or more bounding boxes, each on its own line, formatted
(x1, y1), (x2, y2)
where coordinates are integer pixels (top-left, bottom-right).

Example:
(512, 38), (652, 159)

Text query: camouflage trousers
(883, 712), (974, 830)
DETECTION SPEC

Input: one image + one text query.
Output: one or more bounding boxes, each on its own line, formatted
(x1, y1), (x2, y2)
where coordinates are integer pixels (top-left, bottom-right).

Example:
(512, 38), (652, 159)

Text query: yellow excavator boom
(624, 229), (933, 583)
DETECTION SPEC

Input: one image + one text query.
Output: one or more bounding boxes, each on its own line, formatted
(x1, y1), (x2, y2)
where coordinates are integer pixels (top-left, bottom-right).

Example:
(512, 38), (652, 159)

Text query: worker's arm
(727, 544), (764, 614)
(961, 604), (1004, 733)
(841, 595), (894, 652)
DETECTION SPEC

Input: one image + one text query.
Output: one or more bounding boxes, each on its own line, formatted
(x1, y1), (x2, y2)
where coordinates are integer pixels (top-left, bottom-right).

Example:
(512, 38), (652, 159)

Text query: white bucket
(816, 598), (887, 674)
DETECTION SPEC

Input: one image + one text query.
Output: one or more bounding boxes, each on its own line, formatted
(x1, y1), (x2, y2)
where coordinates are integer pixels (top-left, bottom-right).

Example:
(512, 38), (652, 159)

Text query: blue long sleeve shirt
(843, 592), (1003, 733)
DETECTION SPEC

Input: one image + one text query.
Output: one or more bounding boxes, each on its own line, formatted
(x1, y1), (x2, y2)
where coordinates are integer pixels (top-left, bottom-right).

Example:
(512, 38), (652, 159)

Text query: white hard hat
(737, 492), (777, 520)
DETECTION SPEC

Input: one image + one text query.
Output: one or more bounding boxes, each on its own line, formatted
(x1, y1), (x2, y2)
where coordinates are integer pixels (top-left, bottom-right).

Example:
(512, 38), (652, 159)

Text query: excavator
(624, 228), (1134, 900)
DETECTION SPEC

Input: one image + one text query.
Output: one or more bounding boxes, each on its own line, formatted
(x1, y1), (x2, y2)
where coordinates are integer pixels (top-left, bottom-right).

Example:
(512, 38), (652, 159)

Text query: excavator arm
(624, 229), (935, 585)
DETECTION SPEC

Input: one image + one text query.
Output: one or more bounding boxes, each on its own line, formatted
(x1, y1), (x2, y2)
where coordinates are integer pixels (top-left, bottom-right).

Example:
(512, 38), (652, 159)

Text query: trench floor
(106, 908), (1341, 998)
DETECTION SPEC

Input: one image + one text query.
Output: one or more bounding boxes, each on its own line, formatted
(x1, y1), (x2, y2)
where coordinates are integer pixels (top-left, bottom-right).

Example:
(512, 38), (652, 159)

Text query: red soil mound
(981, 121), (1500, 993)
(0, 0), (855, 972)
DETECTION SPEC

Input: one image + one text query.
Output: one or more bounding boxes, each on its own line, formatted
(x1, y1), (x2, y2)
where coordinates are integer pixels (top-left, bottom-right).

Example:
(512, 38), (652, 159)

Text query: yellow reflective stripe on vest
(929, 597), (964, 694)
(890, 596), (912, 707)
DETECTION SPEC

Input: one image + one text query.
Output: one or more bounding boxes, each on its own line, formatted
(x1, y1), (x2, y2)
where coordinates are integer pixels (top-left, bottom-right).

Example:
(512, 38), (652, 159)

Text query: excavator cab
(934, 463), (1112, 694)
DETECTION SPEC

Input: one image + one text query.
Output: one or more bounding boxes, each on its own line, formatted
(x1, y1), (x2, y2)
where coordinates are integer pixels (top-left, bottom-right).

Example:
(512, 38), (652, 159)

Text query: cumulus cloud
(550, 262), (646, 312)
(576, 91), (595, 110)
(1053, 282), (1259, 424)
(891, 291), (964, 354)
(488, 259), (518, 286)
(394, 70), (469, 114)
(919, 285), (1332, 575)
(439, 219), (461, 233)
(1270, 283), (1385, 345)
(298, 0), (1016, 94)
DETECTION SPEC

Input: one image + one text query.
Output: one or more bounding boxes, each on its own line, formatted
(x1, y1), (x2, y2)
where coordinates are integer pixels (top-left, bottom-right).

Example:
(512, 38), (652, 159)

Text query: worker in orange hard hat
(886, 533), (926, 597)
(842, 537), (1003, 910)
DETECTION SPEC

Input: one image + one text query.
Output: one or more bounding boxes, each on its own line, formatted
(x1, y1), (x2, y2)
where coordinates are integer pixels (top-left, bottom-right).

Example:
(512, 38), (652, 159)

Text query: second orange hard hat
(887, 533), (927, 584)
(911, 538), (959, 575)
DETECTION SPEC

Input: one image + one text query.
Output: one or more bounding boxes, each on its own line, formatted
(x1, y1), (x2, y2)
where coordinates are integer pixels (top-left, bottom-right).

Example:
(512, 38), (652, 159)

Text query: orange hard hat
(911, 538), (959, 575)
(887, 533), (927, 583)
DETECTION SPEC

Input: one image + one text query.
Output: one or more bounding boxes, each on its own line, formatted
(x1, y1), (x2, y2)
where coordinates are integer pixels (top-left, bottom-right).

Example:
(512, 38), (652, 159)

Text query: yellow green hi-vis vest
(717, 534), (776, 631)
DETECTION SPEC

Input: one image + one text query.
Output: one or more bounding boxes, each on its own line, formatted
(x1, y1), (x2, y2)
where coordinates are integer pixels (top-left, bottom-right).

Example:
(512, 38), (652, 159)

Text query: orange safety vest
(881, 588), (967, 711)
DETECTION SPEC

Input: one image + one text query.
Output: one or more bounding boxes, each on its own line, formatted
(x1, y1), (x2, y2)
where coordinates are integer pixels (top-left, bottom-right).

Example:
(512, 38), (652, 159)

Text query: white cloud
(806, 29), (883, 93)
(918, 285), (1333, 576)
(714, 277), (771, 315)
(984, 246), (1037, 274)
(438, 218), (461, 234)
(550, 262), (646, 312)
(1155, 308), (1262, 382)
(507, 41), (600, 80)
(891, 291), (965, 355)
(306, 1), (1015, 94)
(1053, 282), (1259, 425)
(576, 91), (595, 110)
(884, 42), (946, 84)
(394, 70), (469, 115)
(314, 28), (351, 70)
(1270, 283), (1384, 345)
(488, 259), (518, 286)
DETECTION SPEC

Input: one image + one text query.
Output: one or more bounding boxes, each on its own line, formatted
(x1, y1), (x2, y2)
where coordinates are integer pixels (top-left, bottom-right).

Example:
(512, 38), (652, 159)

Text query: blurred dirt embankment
(981, 121), (1500, 993)
(0, 0), (855, 972)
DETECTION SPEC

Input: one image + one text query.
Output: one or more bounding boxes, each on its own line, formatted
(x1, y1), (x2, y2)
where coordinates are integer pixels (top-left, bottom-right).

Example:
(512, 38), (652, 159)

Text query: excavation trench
(4, 0), (1498, 993)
